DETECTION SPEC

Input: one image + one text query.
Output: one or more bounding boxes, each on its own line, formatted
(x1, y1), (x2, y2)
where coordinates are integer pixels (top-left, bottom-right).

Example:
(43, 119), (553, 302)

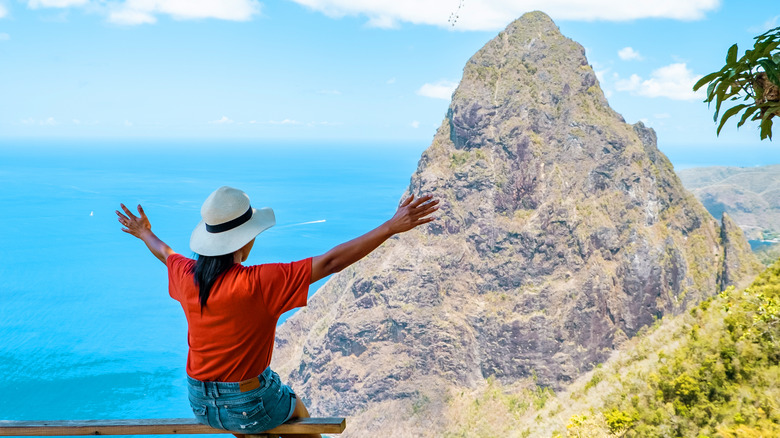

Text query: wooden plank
(0, 418), (346, 436)
(264, 418), (345, 435)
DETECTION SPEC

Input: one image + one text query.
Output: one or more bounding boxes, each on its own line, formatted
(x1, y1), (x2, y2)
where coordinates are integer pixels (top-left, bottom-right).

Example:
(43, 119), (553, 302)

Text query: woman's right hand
(117, 203), (152, 239)
(385, 194), (439, 235)
(116, 203), (175, 264)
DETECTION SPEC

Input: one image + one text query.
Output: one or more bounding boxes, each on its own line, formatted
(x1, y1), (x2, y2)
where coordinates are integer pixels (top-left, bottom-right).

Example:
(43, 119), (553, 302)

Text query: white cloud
(615, 63), (703, 101)
(124, 120), (133, 126)
(108, 0), (261, 25)
(269, 119), (301, 125)
(387, 77), (396, 84)
(0, 5), (7, 18)
(72, 119), (81, 124)
(417, 80), (457, 100)
(366, 14), (397, 29)
(23, 0), (261, 24)
(618, 46), (643, 61)
(41, 117), (58, 125)
(0, 33), (9, 41)
(288, 0), (719, 30)
(27, 0), (88, 8)
(250, 119), (334, 126)
(410, 120), (420, 128)
(109, 8), (157, 25)
(209, 116), (234, 124)
(317, 89), (341, 95)
(594, 68), (609, 83)
(307, 121), (341, 127)
(615, 74), (642, 91)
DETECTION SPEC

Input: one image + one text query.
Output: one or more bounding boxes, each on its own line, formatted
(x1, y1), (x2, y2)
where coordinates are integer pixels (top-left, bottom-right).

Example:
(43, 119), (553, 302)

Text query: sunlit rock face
(271, 11), (760, 437)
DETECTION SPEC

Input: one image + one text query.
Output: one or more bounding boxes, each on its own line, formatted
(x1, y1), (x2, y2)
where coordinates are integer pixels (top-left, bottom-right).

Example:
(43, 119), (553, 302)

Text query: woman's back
(167, 254), (311, 382)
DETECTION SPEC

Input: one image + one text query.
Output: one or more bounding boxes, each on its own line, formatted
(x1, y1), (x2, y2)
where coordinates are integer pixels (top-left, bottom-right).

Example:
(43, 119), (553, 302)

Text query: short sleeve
(167, 253), (194, 302)
(256, 258), (311, 317)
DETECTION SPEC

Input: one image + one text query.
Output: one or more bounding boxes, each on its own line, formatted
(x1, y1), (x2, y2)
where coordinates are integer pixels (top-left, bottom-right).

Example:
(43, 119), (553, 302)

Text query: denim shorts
(186, 367), (297, 434)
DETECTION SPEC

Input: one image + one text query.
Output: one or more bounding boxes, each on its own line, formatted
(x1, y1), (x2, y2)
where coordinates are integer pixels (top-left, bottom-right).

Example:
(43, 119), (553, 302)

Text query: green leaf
(724, 81), (745, 100)
(727, 44), (739, 64)
(762, 105), (777, 120)
(766, 40), (780, 56)
(758, 59), (780, 87)
(773, 53), (780, 64)
(717, 104), (748, 135)
(737, 106), (760, 127)
(693, 71), (722, 91)
(705, 81), (719, 102)
(713, 80), (732, 121)
(745, 48), (760, 64)
(766, 70), (780, 88)
(755, 40), (773, 59)
(760, 117), (773, 140)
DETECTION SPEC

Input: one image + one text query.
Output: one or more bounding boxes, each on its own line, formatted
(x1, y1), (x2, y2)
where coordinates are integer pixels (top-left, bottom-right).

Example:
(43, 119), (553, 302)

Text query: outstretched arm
(310, 194), (439, 284)
(116, 204), (176, 265)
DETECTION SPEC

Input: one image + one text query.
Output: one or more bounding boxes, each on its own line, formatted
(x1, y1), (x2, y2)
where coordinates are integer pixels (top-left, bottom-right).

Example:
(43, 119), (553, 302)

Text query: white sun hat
(190, 186), (275, 256)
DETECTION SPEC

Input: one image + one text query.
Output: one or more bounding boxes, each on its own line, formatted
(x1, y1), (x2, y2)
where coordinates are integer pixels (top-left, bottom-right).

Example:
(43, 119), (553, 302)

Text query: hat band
(205, 207), (253, 233)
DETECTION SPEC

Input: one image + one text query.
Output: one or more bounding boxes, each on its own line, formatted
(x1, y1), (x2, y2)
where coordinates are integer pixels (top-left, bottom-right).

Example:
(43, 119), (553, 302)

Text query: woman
(116, 186), (438, 438)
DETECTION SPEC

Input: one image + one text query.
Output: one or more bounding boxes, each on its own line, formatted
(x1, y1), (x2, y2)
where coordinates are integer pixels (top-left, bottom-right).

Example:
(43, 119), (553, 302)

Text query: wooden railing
(0, 417), (345, 438)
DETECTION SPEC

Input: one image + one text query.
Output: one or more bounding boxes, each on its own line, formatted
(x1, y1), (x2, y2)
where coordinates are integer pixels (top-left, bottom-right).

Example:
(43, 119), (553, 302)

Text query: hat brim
(190, 207), (275, 256)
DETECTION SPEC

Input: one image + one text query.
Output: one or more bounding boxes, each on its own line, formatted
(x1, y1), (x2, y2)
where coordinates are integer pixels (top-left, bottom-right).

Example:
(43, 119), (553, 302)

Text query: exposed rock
(271, 11), (759, 437)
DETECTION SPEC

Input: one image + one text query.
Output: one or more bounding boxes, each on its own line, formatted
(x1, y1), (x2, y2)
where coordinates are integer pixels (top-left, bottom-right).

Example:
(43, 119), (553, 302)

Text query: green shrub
(604, 409), (633, 433)
(593, 259), (780, 436)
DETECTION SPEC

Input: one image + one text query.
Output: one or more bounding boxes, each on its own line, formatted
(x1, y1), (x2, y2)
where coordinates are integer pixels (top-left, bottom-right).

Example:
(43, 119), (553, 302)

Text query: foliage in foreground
(567, 259), (780, 437)
(693, 27), (780, 140)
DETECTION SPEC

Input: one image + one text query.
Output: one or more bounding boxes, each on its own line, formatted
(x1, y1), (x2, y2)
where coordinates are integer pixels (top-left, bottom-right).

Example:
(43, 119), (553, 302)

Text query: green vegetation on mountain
(563, 260), (780, 437)
(437, 260), (780, 437)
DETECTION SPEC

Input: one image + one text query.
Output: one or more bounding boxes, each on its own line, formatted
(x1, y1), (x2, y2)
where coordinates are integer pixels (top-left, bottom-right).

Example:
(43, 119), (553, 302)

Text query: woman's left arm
(116, 204), (176, 264)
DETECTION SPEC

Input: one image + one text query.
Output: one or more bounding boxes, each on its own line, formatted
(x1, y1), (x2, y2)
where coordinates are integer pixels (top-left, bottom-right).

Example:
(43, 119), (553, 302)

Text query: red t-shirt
(167, 253), (311, 382)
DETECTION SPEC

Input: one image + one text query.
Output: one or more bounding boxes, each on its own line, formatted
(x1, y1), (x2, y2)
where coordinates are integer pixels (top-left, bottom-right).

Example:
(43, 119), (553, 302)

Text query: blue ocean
(0, 140), (425, 424)
(0, 140), (778, 425)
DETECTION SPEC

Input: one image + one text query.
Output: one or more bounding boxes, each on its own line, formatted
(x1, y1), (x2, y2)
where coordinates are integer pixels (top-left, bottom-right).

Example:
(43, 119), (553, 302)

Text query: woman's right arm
(116, 203), (176, 265)
(310, 194), (439, 284)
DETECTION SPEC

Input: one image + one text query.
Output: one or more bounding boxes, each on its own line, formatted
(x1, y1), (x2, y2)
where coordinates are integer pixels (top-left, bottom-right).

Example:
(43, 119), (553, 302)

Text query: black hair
(192, 253), (235, 309)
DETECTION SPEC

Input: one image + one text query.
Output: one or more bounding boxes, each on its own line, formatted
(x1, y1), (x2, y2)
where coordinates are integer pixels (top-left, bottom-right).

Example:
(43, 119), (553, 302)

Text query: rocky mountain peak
(271, 11), (761, 437)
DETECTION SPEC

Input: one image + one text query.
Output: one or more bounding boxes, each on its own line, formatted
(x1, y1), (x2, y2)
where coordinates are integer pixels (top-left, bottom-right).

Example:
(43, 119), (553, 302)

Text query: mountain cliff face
(272, 11), (761, 436)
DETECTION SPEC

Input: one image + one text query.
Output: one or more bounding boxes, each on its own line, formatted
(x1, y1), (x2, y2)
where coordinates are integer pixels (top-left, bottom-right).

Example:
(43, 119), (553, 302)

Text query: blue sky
(1, 0), (779, 155)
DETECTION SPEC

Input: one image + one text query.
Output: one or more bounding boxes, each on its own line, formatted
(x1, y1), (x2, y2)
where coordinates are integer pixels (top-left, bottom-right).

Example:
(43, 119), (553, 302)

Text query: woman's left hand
(116, 203), (152, 239)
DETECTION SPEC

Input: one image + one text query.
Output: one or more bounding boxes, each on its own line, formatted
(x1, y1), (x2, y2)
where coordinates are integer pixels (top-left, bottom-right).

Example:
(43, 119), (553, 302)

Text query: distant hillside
(677, 164), (780, 246)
